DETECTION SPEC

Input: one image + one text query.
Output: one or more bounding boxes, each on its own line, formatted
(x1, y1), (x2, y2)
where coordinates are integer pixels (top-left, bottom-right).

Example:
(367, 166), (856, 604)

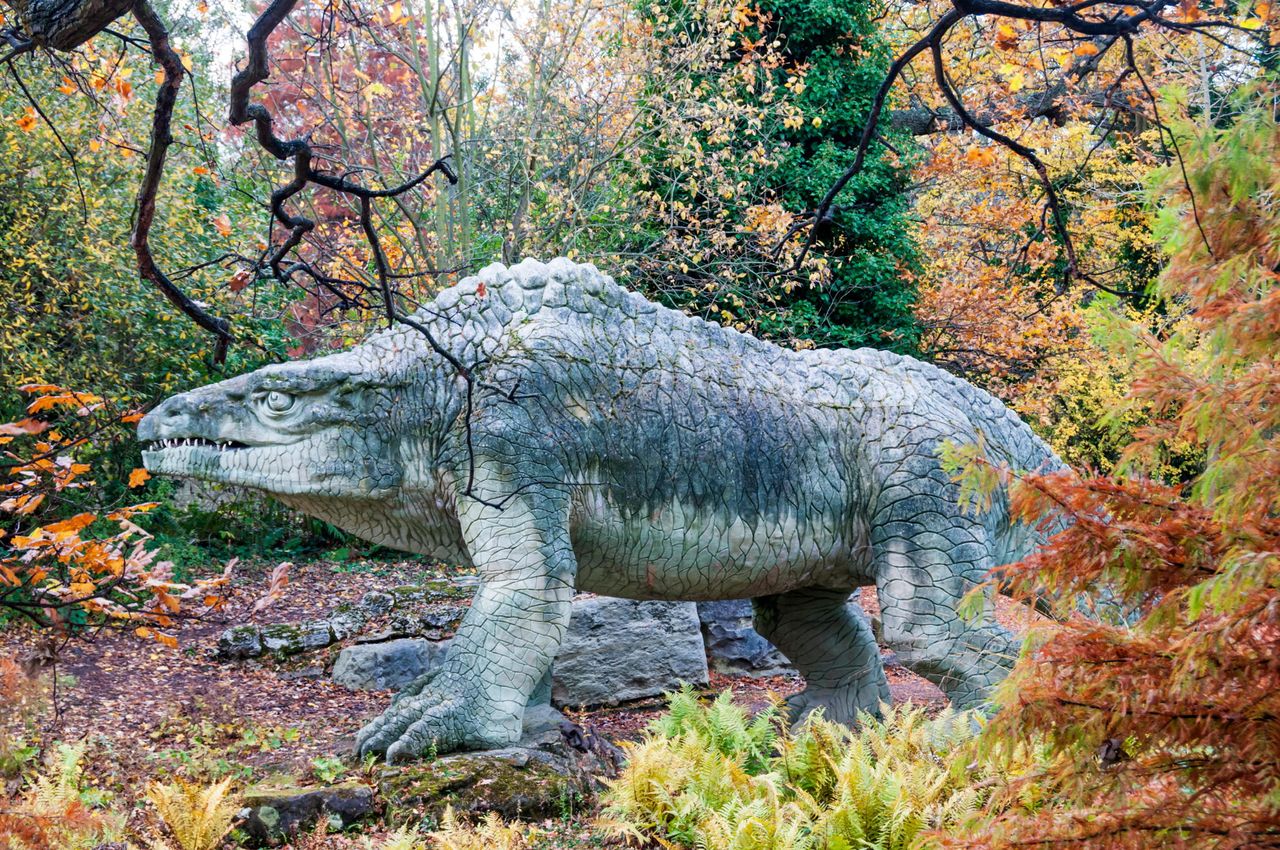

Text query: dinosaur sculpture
(138, 258), (1063, 762)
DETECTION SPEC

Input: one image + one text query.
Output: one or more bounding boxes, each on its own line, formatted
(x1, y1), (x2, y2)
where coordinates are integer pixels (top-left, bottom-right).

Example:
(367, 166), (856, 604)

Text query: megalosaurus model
(139, 258), (1062, 762)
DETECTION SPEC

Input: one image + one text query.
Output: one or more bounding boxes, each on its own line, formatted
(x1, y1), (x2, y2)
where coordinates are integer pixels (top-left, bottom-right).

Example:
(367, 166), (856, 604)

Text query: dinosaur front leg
(355, 484), (575, 762)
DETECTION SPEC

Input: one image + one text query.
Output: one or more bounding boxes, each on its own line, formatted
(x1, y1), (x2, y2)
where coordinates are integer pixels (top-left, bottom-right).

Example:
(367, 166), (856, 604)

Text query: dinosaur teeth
(149, 438), (248, 451)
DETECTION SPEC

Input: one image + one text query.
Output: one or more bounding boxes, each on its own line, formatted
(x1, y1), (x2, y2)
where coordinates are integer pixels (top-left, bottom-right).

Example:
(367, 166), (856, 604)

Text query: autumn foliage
(0, 385), (231, 644)
(948, 99), (1280, 850)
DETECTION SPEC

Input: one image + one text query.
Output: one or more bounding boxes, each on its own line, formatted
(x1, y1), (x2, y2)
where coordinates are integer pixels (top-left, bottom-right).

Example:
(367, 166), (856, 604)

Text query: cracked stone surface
(140, 258), (1064, 761)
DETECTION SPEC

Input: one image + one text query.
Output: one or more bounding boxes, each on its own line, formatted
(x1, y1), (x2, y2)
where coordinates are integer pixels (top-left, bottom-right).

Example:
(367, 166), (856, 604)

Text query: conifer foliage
(948, 94), (1280, 850)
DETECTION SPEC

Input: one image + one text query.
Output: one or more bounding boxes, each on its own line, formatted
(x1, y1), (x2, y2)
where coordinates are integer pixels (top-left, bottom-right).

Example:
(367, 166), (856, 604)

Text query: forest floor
(0, 556), (1042, 848)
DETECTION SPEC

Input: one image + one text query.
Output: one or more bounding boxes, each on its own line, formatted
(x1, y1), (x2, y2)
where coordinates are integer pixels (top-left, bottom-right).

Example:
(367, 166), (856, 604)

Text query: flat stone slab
(376, 716), (616, 820)
(240, 780), (374, 845)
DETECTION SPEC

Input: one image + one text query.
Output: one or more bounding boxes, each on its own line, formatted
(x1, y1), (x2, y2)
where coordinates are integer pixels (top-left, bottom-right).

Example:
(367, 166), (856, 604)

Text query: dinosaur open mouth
(146, 438), (251, 452)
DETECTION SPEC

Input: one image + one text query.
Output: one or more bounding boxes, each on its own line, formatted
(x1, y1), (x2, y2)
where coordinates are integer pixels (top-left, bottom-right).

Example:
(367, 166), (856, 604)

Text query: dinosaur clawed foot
(355, 690), (467, 763)
(355, 676), (522, 763)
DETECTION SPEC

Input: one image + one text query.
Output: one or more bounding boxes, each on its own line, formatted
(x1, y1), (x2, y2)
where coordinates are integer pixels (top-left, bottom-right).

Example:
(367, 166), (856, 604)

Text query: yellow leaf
(135, 626), (154, 639)
(128, 468), (150, 488)
(1240, 16), (1263, 27)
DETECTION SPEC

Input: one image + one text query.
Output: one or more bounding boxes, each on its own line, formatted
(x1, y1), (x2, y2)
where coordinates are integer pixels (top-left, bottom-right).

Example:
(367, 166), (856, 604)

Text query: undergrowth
(601, 687), (1051, 850)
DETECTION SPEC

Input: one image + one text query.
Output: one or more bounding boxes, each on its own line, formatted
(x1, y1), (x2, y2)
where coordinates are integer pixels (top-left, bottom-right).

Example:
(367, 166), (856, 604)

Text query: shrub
(146, 775), (239, 850)
(941, 88), (1280, 850)
(0, 385), (233, 643)
(0, 742), (124, 850)
(601, 687), (1044, 850)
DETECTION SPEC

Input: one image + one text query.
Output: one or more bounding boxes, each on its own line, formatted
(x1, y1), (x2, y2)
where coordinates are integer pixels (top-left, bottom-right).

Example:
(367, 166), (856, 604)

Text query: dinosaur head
(138, 351), (408, 502)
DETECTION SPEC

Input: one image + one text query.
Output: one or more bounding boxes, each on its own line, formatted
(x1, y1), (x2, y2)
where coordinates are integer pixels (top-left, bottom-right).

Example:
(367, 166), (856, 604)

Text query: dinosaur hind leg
(751, 587), (890, 727)
(872, 516), (1019, 709)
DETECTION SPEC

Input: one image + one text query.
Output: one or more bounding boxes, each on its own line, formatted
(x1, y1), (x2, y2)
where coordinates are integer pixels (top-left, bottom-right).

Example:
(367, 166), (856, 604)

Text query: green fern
(602, 693), (1048, 850)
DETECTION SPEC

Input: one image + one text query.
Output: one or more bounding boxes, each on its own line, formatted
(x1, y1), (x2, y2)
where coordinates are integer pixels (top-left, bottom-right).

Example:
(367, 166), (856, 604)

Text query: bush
(601, 688), (1047, 850)
(146, 776), (239, 850)
(0, 742), (124, 850)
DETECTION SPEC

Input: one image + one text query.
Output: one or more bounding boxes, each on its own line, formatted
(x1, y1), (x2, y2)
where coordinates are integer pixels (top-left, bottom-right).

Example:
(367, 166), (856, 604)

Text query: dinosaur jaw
(142, 433), (398, 499)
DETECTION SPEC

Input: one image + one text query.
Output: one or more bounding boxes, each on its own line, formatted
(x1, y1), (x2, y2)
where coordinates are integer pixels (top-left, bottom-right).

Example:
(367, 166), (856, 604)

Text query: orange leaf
(58, 77), (76, 95)
(128, 468), (150, 488)
(44, 513), (96, 536)
(135, 626), (154, 639)
(966, 147), (997, 167)
(156, 633), (178, 649)
(1073, 42), (1101, 56)
(228, 269), (252, 293)
(16, 107), (36, 132)
(212, 213), (232, 237)
(193, 165), (210, 176)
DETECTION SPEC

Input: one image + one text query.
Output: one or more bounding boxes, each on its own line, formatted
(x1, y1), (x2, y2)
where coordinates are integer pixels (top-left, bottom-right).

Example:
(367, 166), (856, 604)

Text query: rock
(215, 578), (474, 661)
(697, 599), (793, 677)
(260, 621), (333, 657)
(279, 666), (325, 681)
(335, 598), (708, 706)
(218, 624), (263, 660)
(359, 590), (395, 616)
(240, 780), (374, 845)
(552, 598), (708, 707)
(376, 720), (609, 821)
(331, 638), (447, 691)
(327, 605), (367, 641)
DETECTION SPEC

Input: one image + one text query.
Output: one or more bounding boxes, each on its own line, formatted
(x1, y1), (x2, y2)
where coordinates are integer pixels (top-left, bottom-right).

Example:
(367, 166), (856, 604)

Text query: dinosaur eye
(262, 391), (295, 415)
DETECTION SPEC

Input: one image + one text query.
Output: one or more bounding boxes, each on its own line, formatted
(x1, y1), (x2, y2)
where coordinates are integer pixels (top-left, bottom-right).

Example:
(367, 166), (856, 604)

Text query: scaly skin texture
(139, 258), (1063, 761)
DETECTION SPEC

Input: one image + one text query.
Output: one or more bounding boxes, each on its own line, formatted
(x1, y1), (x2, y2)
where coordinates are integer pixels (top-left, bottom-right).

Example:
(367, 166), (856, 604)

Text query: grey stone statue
(138, 258), (1062, 762)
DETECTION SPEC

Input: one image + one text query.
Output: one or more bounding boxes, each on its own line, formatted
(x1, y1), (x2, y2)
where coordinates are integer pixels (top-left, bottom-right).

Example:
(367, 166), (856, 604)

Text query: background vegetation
(0, 0), (1277, 845)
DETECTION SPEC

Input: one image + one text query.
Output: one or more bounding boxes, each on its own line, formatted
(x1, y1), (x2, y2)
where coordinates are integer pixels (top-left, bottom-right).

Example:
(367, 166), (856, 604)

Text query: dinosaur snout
(138, 393), (196, 442)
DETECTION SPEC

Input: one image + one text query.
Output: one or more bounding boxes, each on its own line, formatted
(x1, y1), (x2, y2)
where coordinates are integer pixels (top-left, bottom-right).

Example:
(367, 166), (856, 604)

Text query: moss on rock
(377, 753), (589, 821)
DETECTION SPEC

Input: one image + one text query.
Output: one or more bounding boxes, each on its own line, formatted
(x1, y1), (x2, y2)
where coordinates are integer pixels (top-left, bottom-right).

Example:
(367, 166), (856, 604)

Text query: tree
(0, 386), (234, 642)
(945, 93), (1280, 849)
(625, 0), (921, 350)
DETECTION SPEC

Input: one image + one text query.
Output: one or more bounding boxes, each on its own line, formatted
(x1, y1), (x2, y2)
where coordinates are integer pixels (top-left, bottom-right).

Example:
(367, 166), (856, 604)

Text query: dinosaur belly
(569, 491), (870, 600)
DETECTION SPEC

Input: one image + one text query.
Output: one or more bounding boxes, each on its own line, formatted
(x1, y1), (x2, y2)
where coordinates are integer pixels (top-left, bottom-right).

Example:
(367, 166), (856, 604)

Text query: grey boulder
(551, 597), (708, 707)
(697, 599), (793, 677)
(331, 597), (708, 708)
(330, 638), (447, 691)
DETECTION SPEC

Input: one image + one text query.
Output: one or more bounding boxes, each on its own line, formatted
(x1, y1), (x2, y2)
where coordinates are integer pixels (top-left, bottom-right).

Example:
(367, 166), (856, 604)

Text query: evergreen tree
(627, 0), (920, 351)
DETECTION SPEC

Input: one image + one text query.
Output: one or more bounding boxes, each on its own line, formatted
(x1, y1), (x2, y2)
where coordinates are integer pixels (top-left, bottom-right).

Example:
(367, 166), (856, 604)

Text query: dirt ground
(0, 556), (1041, 803)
